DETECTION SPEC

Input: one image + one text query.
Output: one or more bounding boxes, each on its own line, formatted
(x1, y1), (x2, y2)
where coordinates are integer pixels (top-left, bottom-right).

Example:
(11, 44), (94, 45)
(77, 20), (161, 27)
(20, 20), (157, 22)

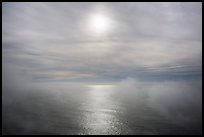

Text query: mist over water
(2, 2), (202, 135)
(2, 77), (202, 135)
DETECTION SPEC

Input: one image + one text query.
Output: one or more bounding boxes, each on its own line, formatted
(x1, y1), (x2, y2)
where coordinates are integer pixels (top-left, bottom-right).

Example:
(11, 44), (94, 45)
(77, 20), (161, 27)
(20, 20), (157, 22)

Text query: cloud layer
(2, 2), (202, 82)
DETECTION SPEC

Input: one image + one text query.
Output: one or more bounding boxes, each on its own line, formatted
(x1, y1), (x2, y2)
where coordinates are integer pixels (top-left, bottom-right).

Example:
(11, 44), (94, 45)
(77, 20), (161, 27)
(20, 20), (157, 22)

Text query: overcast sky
(2, 2), (202, 83)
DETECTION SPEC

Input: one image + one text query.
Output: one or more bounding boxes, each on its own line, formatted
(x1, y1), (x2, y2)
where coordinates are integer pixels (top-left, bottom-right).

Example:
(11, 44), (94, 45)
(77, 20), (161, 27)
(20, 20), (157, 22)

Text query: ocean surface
(2, 84), (202, 135)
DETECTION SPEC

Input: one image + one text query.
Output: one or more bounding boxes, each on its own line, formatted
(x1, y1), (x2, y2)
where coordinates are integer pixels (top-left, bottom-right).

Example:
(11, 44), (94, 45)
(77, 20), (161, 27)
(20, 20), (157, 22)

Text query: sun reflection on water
(80, 84), (123, 135)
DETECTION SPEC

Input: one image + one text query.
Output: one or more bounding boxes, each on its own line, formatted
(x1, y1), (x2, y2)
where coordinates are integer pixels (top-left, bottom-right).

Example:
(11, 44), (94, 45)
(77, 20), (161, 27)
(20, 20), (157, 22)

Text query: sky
(2, 2), (202, 83)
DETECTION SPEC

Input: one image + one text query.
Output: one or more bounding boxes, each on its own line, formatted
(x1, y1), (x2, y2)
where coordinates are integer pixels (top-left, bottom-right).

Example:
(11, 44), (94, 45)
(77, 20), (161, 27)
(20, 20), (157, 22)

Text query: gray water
(2, 84), (202, 135)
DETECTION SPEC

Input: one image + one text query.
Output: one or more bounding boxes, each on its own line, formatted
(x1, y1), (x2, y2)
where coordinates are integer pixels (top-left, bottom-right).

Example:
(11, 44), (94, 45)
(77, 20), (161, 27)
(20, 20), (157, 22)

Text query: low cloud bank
(114, 77), (202, 129)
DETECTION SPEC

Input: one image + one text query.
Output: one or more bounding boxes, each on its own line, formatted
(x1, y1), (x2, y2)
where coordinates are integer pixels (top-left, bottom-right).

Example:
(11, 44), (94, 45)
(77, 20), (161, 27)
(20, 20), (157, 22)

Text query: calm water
(2, 85), (202, 135)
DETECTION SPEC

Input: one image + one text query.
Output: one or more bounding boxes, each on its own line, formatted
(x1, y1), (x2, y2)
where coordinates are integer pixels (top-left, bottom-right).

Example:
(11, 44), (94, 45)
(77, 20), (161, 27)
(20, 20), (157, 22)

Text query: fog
(2, 73), (202, 134)
(114, 78), (202, 128)
(2, 2), (202, 135)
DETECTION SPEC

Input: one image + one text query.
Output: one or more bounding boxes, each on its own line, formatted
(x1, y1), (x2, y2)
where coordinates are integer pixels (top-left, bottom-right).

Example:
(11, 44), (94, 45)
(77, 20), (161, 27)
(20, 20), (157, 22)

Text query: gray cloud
(2, 2), (202, 82)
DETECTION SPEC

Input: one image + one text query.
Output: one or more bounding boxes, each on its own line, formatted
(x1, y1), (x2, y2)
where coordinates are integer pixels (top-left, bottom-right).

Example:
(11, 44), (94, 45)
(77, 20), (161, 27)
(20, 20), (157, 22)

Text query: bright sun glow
(89, 14), (110, 35)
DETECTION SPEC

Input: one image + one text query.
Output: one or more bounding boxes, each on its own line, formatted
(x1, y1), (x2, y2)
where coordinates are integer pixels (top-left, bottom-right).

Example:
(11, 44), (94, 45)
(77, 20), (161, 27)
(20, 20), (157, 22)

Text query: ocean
(2, 84), (202, 135)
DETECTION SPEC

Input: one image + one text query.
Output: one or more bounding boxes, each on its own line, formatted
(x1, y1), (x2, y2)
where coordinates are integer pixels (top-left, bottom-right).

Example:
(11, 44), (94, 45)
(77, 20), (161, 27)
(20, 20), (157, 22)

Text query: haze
(2, 2), (202, 135)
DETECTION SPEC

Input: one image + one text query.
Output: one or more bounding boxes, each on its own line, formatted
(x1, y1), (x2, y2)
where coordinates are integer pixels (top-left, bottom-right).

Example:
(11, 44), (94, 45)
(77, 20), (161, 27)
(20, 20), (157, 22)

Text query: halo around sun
(88, 13), (111, 35)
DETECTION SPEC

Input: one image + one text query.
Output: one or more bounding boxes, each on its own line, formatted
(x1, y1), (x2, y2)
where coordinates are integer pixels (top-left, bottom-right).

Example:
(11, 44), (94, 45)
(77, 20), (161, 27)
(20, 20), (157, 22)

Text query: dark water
(2, 85), (202, 135)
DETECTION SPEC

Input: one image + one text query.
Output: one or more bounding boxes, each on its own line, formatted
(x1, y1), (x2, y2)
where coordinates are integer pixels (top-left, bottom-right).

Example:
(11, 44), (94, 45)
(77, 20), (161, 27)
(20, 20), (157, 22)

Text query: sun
(89, 13), (110, 35)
